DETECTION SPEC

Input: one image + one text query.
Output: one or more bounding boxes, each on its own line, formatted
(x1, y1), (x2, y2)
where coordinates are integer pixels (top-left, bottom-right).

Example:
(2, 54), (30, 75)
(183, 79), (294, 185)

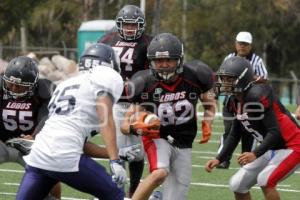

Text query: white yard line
(189, 182), (298, 192)
(191, 164), (300, 174)
(3, 182), (297, 194)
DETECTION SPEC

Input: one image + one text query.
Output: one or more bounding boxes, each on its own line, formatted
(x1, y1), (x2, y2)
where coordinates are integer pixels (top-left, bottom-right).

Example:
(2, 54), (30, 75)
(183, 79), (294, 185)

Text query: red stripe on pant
(267, 150), (300, 188)
(142, 136), (158, 172)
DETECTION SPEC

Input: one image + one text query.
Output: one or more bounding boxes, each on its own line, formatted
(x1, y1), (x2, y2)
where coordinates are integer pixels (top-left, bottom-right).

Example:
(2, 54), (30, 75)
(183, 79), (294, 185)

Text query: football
(129, 111), (160, 130)
(144, 113), (160, 125)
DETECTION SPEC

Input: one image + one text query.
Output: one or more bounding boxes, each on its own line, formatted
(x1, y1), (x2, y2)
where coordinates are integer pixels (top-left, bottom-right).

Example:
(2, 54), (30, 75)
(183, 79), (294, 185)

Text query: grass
(0, 106), (299, 199)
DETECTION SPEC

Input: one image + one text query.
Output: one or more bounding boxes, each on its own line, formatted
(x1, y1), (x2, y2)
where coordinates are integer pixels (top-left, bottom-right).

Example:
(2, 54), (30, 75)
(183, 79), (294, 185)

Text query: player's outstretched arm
(96, 94), (119, 160)
(96, 94), (127, 188)
(83, 142), (109, 158)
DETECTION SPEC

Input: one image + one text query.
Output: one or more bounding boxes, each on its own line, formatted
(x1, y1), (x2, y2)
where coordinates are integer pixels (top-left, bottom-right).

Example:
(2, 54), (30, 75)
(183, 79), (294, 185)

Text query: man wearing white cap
(217, 31), (268, 169)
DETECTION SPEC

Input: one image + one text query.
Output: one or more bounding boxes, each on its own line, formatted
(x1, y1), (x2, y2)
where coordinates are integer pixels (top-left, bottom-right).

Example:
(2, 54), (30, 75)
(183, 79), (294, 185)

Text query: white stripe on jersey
(224, 52), (268, 79)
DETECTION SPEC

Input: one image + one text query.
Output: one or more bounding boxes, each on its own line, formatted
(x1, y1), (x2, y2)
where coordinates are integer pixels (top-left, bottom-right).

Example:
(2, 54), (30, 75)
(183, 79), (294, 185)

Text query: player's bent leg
(233, 192), (251, 200)
(132, 168), (168, 200)
(261, 187), (280, 200)
(162, 169), (190, 200)
(53, 155), (124, 200)
(229, 153), (269, 194)
(16, 165), (57, 200)
(163, 148), (191, 200)
(257, 149), (300, 187)
(48, 182), (61, 200)
(0, 140), (25, 165)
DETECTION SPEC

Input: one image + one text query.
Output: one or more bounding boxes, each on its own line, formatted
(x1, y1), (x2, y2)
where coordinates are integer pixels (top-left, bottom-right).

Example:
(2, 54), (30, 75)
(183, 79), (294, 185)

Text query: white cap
(236, 31), (252, 44)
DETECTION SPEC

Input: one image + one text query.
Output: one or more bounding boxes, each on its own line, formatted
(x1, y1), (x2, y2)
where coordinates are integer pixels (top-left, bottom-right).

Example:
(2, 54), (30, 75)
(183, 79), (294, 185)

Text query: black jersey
(99, 31), (152, 80)
(217, 84), (300, 162)
(99, 32), (152, 102)
(0, 78), (54, 142)
(127, 61), (214, 148)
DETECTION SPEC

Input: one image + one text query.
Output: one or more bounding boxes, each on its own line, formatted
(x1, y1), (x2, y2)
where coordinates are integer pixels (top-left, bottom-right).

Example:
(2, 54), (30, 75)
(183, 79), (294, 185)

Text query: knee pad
(229, 170), (251, 193)
(257, 170), (273, 188)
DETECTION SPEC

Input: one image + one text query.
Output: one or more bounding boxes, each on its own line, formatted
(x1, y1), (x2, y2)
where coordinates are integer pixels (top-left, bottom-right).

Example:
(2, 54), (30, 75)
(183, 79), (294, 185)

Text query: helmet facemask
(215, 68), (252, 96)
(150, 59), (182, 83)
(3, 75), (38, 99)
(116, 17), (145, 41)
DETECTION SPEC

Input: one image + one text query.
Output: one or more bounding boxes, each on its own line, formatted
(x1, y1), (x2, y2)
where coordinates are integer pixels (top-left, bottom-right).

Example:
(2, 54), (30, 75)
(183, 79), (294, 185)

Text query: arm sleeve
(247, 87), (284, 157)
(125, 70), (149, 103)
(252, 107), (284, 157)
(33, 100), (49, 137)
(33, 79), (56, 136)
(216, 119), (241, 162)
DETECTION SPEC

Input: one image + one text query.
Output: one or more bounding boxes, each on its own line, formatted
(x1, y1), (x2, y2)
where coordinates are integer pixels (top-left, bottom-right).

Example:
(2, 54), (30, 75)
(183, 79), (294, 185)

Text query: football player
(121, 33), (216, 200)
(16, 43), (127, 200)
(98, 4), (153, 197)
(205, 57), (300, 200)
(0, 56), (60, 200)
(217, 31), (269, 169)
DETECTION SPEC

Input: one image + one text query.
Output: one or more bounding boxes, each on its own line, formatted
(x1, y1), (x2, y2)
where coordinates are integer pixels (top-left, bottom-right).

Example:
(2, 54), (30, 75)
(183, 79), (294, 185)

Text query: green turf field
(0, 106), (299, 200)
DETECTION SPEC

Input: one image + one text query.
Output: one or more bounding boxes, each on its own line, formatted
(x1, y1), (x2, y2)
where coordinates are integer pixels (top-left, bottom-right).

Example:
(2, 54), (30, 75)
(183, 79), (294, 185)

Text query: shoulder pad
(98, 31), (118, 43)
(140, 34), (153, 45)
(184, 60), (214, 92)
(126, 69), (153, 97)
(36, 79), (56, 100)
(245, 84), (273, 108)
(90, 67), (123, 103)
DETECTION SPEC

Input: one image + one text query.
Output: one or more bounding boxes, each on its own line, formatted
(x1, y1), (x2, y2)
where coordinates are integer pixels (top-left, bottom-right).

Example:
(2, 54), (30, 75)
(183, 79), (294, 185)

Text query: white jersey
(24, 66), (123, 172)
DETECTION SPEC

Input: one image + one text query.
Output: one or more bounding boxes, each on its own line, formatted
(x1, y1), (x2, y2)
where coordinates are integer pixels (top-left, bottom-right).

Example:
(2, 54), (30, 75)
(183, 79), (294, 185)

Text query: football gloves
(129, 112), (160, 139)
(6, 138), (34, 155)
(199, 121), (212, 144)
(109, 159), (127, 188)
(119, 144), (144, 162)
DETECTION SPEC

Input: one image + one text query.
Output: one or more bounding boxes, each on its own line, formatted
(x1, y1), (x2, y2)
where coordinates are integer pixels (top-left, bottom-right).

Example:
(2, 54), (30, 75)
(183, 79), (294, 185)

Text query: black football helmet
(215, 56), (254, 95)
(116, 5), (145, 41)
(3, 56), (39, 99)
(147, 33), (184, 82)
(79, 43), (121, 73)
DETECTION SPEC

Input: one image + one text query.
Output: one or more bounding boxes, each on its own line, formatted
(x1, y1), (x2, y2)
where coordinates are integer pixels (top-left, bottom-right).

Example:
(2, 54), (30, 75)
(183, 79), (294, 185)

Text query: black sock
(128, 159), (144, 196)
